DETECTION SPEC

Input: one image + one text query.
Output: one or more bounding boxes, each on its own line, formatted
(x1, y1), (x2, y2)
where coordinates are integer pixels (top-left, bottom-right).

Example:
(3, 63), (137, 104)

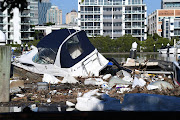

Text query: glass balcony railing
(81, 18), (101, 21)
(80, 11), (100, 14)
(124, 18), (145, 21)
(81, 26), (101, 29)
(125, 10), (145, 13)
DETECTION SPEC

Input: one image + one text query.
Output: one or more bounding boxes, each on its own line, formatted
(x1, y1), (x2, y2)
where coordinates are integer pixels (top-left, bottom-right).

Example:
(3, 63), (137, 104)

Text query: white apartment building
(148, 9), (180, 39)
(78, 0), (147, 41)
(0, 0), (38, 44)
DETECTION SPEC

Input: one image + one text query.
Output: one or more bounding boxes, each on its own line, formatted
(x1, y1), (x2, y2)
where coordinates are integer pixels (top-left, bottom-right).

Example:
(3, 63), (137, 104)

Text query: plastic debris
(42, 74), (61, 84)
(132, 77), (146, 88)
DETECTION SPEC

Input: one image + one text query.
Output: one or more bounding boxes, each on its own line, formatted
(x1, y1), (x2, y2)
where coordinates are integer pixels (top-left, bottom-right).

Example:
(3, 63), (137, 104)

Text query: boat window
(32, 48), (56, 64)
(66, 34), (83, 59)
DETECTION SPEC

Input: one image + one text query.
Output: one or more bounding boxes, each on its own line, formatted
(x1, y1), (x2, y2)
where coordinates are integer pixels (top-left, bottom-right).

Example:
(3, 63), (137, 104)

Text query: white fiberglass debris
(77, 92), (82, 97)
(102, 74), (111, 80)
(42, 74), (61, 84)
(75, 89), (122, 111)
(75, 89), (103, 111)
(84, 78), (107, 86)
(66, 108), (75, 111)
(149, 81), (174, 90)
(16, 94), (25, 98)
(76, 97), (104, 111)
(61, 75), (78, 83)
(132, 77), (146, 88)
(49, 90), (57, 95)
(122, 70), (131, 77)
(147, 85), (159, 90)
(122, 76), (133, 82)
(101, 83), (110, 90)
(117, 88), (131, 93)
(66, 101), (75, 107)
(47, 98), (51, 103)
(108, 76), (132, 88)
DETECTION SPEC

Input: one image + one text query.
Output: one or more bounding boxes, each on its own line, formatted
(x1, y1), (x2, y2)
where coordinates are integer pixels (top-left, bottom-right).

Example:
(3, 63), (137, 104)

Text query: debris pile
(7, 68), (180, 111)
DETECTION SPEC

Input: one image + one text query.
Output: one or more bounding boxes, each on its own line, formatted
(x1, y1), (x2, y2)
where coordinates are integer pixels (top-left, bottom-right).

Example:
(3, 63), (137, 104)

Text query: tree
(143, 37), (155, 52)
(155, 37), (169, 49)
(45, 22), (55, 26)
(1, 0), (41, 18)
(153, 33), (161, 41)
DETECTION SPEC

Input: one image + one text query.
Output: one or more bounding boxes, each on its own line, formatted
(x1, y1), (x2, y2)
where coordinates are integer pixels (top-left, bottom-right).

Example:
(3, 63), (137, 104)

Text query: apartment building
(161, 0), (180, 9)
(148, 10), (180, 39)
(0, 0), (40, 44)
(66, 9), (78, 25)
(78, 0), (147, 41)
(46, 6), (62, 25)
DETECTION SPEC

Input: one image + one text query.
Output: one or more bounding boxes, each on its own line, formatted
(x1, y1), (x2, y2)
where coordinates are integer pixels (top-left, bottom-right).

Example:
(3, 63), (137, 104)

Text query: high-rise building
(66, 9), (78, 25)
(0, 0), (39, 44)
(161, 0), (180, 9)
(46, 6), (62, 25)
(78, 0), (147, 41)
(38, 0), (51, 25)
(29, 0), (39, 25)
(148, 9), (180, 39)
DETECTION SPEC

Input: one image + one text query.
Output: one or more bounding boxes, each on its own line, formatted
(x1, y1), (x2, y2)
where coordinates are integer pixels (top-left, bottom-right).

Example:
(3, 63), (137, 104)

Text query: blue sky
(51, 0), (161, 24)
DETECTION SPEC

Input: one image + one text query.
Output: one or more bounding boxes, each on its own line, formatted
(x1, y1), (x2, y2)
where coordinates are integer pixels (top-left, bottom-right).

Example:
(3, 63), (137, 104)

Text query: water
(103, 53), (180, 63)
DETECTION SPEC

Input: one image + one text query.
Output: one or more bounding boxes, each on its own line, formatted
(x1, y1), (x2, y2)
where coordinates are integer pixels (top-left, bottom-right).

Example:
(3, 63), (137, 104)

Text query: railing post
(0, 46), (11, 102)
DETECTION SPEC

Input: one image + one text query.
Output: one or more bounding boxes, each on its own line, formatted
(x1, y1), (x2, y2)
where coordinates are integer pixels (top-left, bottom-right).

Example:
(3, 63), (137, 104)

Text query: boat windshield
(32, 48), (57, 64)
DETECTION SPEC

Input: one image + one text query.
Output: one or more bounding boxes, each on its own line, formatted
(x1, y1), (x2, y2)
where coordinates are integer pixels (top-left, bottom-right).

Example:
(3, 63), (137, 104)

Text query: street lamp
(153, 44), (155, 52)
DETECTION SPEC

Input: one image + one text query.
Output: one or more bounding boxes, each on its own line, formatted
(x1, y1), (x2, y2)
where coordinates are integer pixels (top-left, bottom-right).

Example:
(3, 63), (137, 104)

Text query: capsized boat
(13, 29), (109, 77)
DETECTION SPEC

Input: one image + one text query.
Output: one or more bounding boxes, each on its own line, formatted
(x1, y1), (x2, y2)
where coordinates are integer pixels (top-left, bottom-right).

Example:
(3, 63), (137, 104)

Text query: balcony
(113, 19), (122, 22)
(80, 11), (101, 14)
(124, 18), (145, 21)
(81, 18), (101, 22)
(20, 29), (35, 32)
(103, 26), (112, 30)
(125, 10), (145, 14)
(81, 26), (101, 30)
(174, 26), (180, 29)
(132, 33), (144, 37)
(21, 37), (34, 40)
(113, 26), (122, 29)
(125, 25), (143, 29)
(20, 21), (30, 25)
(20, 14), (30, 17)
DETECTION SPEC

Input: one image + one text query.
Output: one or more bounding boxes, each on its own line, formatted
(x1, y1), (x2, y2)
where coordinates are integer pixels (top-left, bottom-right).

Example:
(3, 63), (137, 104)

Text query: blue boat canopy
(35, 29), (95, 68)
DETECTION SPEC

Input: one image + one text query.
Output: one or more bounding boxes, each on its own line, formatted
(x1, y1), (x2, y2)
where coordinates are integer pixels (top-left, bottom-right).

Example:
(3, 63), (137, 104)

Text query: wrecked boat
(13, 29), (109, 77)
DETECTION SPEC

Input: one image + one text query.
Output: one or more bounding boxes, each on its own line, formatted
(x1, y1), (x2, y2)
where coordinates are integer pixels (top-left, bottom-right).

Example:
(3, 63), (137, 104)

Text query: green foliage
(155, 37), (169, 49)
(89, 35), (139, 53)
(153, 33), (161, 41)
(143, 36), (155, 52)
(45, 22), (55, 26)
(27, 39), (40, 47)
